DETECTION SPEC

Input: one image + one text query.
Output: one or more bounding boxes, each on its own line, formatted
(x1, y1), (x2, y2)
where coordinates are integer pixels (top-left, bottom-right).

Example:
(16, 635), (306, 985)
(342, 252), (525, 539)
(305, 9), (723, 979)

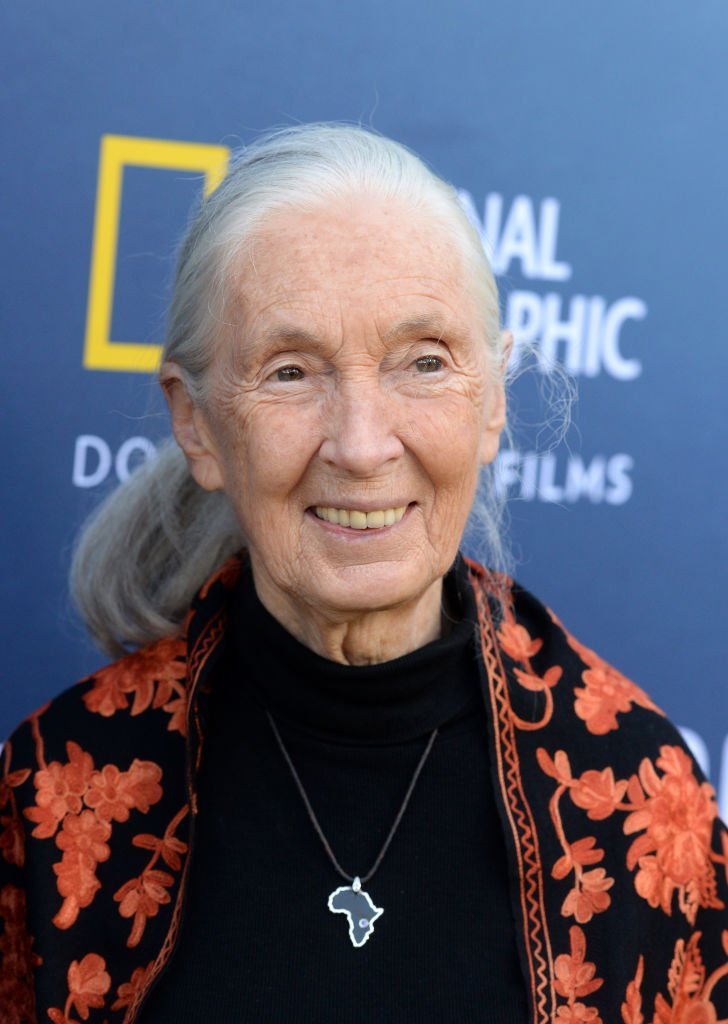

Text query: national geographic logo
(83, 135), (648, 379)
(83, 134), (229, 373)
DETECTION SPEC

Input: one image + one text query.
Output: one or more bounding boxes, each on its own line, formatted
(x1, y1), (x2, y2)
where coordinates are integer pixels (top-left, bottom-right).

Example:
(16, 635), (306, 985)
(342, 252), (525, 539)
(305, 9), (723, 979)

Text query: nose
(318, 380), (405, 475)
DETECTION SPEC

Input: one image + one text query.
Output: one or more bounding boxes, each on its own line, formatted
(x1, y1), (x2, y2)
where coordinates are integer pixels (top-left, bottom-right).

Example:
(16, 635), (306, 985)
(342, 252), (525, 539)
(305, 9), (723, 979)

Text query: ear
(160, 362), (225, 492)
(479, 331), (513, 466)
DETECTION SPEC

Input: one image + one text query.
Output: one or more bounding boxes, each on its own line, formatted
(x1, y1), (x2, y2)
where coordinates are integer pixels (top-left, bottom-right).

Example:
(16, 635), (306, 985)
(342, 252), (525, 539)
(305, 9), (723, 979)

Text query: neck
(250, 574), (445, 665)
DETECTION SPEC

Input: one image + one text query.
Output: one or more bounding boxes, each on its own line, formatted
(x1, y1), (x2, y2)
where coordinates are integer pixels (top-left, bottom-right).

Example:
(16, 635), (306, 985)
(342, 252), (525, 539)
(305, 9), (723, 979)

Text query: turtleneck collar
(225, 555), (482, 746)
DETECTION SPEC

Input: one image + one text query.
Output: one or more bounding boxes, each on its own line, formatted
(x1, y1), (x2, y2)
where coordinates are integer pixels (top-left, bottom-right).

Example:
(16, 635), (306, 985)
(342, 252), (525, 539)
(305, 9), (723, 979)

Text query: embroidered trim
(124, 609), (226, 1023)
(466, 561), (555, 1023)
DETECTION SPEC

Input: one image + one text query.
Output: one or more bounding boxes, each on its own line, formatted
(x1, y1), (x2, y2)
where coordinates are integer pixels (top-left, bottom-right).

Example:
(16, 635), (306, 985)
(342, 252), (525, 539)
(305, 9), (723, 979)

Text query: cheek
(215, 401), (320, 514)
(431, 451), (480, 521)
(419, 398), (483, 475)
(412, 402), (483, 519)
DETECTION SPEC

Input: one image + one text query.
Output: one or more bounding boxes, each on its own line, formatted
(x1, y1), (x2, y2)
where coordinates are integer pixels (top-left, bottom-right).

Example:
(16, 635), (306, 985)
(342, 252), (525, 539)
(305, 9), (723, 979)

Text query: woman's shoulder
(3, 553), (243, 781)
(3, 632), (191, 799)
(468, 561), (728, 1008)
(0, 634), (197, 1012)
(465, 558), (690, 772)
(514, 580), (662, 723)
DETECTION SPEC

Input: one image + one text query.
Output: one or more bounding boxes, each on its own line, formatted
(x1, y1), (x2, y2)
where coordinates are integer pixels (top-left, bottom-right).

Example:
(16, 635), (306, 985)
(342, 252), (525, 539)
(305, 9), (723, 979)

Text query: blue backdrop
(3, 1), (726, 811)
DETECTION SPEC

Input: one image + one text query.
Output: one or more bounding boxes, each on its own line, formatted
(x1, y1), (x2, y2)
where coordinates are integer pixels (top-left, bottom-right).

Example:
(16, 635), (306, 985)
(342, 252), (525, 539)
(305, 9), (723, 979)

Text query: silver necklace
(265, 710), (438, 948)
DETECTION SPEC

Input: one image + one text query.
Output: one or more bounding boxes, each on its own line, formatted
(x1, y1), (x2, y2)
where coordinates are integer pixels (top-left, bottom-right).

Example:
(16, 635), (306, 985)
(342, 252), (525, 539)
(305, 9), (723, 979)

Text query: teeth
(314, 505), (407, 529)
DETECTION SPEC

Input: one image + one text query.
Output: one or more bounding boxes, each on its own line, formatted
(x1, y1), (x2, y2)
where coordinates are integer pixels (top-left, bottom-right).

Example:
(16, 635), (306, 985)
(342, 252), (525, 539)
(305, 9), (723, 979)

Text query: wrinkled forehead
(222, 198), (485, 340)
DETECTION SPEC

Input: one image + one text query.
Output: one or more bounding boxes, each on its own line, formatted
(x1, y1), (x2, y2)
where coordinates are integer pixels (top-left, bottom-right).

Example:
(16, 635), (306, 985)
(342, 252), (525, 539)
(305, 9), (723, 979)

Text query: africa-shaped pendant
(327, 876), (384, 947)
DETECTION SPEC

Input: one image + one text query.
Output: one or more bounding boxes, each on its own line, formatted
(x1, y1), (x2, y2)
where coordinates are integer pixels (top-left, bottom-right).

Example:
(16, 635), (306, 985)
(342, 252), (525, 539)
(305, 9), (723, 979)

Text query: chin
(310, 558), (442, 616)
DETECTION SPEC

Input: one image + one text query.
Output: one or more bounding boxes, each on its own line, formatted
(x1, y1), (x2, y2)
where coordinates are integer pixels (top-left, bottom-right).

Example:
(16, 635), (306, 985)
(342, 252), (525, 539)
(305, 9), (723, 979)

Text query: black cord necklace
(266, 710), (439, 948)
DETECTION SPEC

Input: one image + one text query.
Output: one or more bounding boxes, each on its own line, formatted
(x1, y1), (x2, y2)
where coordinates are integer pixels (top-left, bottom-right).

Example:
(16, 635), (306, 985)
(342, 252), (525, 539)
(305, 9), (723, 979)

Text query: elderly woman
(2, 124), (727, 1024)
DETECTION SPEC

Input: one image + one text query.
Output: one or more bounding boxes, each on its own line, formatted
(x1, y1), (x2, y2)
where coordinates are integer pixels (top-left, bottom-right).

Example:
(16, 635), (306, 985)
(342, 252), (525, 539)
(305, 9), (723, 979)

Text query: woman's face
(175, 197), (506, 624)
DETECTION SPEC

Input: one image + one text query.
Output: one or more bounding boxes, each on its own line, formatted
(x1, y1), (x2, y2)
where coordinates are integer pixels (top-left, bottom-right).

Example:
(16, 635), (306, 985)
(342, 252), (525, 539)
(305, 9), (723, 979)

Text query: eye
(414, 355), (444, 373)
(275, 365), (305, 382)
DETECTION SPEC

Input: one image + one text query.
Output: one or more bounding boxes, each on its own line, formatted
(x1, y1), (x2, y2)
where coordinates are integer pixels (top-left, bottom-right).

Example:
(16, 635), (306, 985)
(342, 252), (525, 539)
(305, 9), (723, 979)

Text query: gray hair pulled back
(72, 122), (506, 656)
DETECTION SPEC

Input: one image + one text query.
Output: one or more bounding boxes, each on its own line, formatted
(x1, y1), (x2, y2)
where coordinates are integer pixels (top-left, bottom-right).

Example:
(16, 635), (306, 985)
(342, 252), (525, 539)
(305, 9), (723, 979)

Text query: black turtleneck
(139, 558), (528, 1022)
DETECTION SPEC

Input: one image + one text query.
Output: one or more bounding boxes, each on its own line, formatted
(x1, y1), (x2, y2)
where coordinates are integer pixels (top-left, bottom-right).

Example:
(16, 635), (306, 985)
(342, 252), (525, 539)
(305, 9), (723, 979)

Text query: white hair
(72, 122), (510, 656)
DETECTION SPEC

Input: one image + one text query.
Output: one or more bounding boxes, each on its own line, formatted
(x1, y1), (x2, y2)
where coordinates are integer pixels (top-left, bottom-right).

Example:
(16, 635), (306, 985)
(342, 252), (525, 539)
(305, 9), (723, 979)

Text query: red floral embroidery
(132, 830), (187, 871)
(56, 810), (112, 867)
(0, 814), (25, 874)
(47, 952), (110, 1023)
(538, 749), (615, 924)
(53, 811), (112, 930)
(563, 629), (660, 735)
(561, 867), (614, 924)
(22, 735), (164, 932)
(571, 767), (628, 821)
(624, 747), (723, 924)
(114, 805), (188, 947)
(553, 836), (605, 881)
(0, 742), (31, 867)
(83, 635), (188, 734)
(555, 1006), (603, 1023)
(554, 925), (603, 1023)
(0, 884), (41, 1024)
(499, 620), (543, 662)
(623, 931), (728, 1023)
(621, 952), (644, 1024)
(25, 741), (94, 839)
(114, 870), (175, 949)
(497, 618), (562, 730)
(153, 682), (188, 735)
(539, 745), (728, 927)
(85, 760), (162, 824)
(110, 961), (155, 1011)
(85, 765), (137, 823)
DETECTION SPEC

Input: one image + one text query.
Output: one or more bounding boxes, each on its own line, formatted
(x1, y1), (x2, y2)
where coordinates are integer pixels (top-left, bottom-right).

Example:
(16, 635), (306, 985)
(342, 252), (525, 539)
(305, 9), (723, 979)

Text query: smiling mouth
(313, 505), (408, 530)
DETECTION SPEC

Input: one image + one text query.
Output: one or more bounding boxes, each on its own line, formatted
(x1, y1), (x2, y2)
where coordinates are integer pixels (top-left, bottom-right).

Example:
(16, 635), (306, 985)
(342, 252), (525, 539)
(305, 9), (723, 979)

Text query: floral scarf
(1, 555), (727, 1023)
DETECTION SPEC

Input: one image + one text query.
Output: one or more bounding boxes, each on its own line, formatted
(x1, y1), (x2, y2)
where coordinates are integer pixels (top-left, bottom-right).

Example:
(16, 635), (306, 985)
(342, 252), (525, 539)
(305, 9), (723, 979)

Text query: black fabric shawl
(2, 553), (728, 1023)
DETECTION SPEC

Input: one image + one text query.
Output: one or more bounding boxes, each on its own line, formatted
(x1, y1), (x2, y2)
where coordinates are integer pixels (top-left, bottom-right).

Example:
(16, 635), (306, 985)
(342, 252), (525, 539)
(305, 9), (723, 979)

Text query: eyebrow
(259, 315), (451, 349)
(260, 326), (324, 348)
(384, 315), (451, 341)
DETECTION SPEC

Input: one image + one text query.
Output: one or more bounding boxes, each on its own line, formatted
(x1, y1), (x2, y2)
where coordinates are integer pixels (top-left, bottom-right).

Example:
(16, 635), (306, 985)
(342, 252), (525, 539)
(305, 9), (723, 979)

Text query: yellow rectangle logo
(83, 134), (229, 372)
